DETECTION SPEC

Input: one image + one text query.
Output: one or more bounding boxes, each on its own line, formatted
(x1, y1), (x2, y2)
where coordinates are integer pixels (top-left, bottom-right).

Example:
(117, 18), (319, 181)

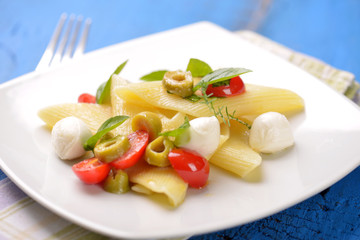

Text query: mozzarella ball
(249, 112), (294, 153)
(51, 116), (92, 160)
(178, 116), (220, 159)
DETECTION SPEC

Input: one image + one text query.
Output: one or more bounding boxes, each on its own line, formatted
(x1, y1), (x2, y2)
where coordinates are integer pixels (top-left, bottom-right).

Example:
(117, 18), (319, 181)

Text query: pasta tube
(210, 121), (262, 177)
(38, 103), (112, 134)
(127, 161), (188, 207)
(116, 81), (304, 118)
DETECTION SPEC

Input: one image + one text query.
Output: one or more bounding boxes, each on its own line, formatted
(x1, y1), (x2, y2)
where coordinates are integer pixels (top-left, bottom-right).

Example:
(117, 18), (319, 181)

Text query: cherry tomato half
(110, 130), (149, 169)
(78, 93), (96, 103)
(205, 76), (245, 97)
(72, 157), (110, 184)
(168, 148), (210, 189)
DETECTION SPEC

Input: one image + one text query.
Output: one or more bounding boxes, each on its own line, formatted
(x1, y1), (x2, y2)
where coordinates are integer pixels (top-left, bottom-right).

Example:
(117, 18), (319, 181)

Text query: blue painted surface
(257, 0), (360, 80)
(1, 1), (360, 239)
(0, 170), (7, 181)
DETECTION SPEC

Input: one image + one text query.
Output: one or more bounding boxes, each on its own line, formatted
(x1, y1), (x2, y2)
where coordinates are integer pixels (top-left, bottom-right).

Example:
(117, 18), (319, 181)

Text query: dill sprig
(199, 85), (218, 116)
(196, 81), (251, 129)
(225, 107), (252, 129)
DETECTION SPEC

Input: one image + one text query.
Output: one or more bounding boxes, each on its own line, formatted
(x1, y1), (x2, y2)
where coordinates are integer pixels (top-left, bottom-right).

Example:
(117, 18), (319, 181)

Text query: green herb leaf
(186, 58), (213, 77)
(96, 60), (128, 104)
(193, 67), (251, 91)
(140, 70), (168, 81)
(83, 115), (129, 151)
(159, 116), (190, 137)
(185, 94), (202, 102)
(212, 79), (231, 87)
(226, 107), (252, 129)
(96, 81), (107, 103)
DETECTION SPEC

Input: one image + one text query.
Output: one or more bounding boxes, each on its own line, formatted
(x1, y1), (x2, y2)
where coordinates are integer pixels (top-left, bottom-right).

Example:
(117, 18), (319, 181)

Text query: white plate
(1, 22), (360, 239)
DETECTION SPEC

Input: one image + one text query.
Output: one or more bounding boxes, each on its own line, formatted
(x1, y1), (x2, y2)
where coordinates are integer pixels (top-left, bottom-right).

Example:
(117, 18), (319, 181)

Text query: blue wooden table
(1, 0), (360, 239)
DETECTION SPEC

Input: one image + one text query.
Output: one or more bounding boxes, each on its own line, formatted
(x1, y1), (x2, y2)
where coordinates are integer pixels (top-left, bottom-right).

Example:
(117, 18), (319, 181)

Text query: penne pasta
(127, 161), (188, 207)
(110, 74), (187, 136)
(116, 81), (304, 118)
(38, 103), (112, 134)
(210, 121), (261, 177)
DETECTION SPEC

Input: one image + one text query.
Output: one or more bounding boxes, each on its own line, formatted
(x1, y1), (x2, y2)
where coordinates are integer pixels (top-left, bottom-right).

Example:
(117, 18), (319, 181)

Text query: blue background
(1, 0), (360, 239)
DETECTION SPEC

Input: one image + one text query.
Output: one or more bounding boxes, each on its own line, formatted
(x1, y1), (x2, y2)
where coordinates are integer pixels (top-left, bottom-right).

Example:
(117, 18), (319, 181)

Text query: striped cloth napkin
(0, 30), (358, 240)
(237, 31), (359, 102)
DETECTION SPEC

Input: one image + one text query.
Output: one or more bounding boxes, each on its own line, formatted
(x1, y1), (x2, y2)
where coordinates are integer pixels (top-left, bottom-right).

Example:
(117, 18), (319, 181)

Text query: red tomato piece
(110, 130), (149, 169)
(72, 157), (110, 184)
(78, 93), (96, 103)
(205, 76), (245, 97)
(168, 148), (210, 189)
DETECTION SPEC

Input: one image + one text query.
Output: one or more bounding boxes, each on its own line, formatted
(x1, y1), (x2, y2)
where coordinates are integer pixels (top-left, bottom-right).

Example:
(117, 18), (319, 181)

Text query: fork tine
(73, 18), (92, 59)
(63, 15), (84, 60)
(51, 14), (76, 66)
(35, 13), (67, 71)
(36, 13), (91, 71)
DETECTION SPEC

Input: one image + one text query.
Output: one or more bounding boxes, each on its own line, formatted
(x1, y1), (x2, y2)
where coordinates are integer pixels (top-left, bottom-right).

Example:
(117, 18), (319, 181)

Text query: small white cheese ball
(179, 116), (220, 159)
(51, 116), (92, 160)
(249, 112), (294, 153)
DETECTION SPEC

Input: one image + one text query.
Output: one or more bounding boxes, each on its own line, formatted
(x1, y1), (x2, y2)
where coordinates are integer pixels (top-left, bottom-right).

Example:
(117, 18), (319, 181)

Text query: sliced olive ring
(94, 135), (130, 163)
(103, 169), (130, 194)
(101, 131), (116, 141)
(162, 70), (193, 97)
(131, 111), (162, 141)
(145, 136), (174, 167)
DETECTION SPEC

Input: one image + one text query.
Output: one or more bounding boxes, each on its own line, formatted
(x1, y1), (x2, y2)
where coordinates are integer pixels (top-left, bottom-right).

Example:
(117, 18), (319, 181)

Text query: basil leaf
(212, 79), (231, 87)
(193, 67), (252, 91)
(185, 94), (202, 102)
(96, 81), (107, 103)
(186, 58), (212, 77)
(140, 70), (168, 81)
(159, 116), (190, 137)
(96, 60), (128, 104)
(83, 115), (129, 151)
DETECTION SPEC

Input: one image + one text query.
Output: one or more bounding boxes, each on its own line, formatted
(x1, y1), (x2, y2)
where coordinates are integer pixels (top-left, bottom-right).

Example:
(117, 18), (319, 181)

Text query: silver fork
(36, 13), (91, 71)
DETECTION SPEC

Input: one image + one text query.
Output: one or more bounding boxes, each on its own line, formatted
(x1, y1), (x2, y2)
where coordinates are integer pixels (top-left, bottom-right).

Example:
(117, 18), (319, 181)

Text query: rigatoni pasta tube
(38, 103), (112, 134)
(210, 121), (261, 177)
(116, 81), (304, 118)
(110, 74), (187, 136)
(127, 161), (188, 207)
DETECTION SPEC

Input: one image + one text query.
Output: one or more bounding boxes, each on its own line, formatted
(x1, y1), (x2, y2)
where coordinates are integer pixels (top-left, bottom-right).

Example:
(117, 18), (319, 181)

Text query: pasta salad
(38, 58), (304, 208)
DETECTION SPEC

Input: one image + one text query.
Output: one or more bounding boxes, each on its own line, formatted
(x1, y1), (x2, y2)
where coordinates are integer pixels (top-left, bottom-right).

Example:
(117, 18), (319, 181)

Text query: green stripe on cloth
(236, 30), (359, 103)
(46, 224), (109, 240)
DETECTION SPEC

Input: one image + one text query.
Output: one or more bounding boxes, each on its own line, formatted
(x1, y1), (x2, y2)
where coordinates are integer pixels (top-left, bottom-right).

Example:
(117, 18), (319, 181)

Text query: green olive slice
(145, 136), (174, 167)
(162, 70), (193, 97)
(131, 112), (162, 141)
(103, 169), (129, 194)
(94, 135), (130, 163)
